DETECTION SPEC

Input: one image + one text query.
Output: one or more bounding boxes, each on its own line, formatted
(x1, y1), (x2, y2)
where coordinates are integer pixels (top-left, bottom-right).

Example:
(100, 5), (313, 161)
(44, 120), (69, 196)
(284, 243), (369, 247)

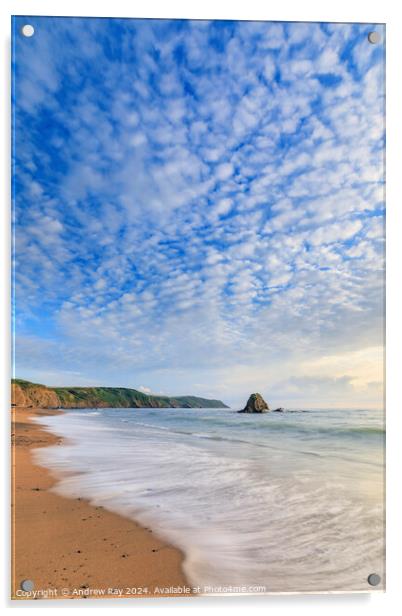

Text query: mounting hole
(368, 31), (380, 44)
(367, 573), (381, 586)
(20, 579), (34, 591)
(21, 24), (35, 38)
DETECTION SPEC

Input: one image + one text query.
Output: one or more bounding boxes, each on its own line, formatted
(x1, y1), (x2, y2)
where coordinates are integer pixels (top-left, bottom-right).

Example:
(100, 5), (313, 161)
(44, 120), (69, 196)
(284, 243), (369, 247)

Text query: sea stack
(238, 393), (270, 413)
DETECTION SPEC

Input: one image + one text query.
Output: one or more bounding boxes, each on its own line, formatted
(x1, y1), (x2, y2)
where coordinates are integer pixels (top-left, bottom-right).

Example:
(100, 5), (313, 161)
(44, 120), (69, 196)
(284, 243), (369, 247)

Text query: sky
(12, 17), (385, 408)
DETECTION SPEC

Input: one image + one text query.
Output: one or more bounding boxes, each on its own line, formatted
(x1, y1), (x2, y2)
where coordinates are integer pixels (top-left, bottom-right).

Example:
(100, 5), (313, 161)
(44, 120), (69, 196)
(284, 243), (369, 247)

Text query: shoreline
(11, 406), (193, 600)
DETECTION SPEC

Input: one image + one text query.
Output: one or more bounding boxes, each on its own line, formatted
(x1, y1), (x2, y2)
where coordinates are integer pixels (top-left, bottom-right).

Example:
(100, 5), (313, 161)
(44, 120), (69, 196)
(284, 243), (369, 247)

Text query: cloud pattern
(12, 17), (385, 407)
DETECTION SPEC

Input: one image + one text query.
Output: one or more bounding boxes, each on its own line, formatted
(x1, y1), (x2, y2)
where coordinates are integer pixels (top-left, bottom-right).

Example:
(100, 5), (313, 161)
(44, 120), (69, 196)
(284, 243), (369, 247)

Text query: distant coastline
(11, 379), (228, 410)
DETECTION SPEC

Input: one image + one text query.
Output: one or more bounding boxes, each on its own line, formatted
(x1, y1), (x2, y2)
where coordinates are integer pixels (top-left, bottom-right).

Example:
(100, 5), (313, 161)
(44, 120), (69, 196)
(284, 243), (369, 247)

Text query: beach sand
(11, 407), (193, 600)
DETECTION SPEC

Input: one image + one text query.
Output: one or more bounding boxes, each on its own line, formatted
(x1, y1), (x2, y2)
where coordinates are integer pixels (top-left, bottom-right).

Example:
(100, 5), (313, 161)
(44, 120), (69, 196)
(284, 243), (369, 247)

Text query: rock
(238, 393), (270, 413)
(272, 407), (284, 412)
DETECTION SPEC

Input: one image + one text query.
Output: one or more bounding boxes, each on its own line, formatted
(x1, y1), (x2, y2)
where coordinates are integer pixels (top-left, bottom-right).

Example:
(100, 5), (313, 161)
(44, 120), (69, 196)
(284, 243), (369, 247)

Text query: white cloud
(215, 162), (234, 181)
(13, 19), (385, 408)
(263, 56), (276, 81)
(213, 198), (233, 218)
(309, 220), (363, 245)
(138, 385), (153, 394)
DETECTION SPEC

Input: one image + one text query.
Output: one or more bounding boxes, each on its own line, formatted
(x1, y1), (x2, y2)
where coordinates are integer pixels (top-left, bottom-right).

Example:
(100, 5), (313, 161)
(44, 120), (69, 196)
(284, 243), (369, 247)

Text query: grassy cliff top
(12, 379), (228, 409)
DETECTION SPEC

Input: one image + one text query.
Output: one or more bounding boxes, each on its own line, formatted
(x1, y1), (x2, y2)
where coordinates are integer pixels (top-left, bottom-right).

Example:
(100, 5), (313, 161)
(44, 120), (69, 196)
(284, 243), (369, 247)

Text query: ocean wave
(32, 408), (385, 592)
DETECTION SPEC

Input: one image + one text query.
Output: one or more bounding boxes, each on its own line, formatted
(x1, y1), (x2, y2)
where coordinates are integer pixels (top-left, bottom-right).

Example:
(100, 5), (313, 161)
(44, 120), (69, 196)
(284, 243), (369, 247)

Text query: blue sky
(12, 17), (385, 408)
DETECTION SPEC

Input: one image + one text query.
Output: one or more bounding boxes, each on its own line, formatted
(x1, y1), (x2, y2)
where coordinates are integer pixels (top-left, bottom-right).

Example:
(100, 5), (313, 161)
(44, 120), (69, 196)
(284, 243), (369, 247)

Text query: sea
(32, 406), (385, 594)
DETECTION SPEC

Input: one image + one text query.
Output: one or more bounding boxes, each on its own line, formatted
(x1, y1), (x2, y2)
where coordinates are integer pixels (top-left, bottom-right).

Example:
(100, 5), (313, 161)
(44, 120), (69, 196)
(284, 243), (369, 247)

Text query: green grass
(12, 378), (46, 389)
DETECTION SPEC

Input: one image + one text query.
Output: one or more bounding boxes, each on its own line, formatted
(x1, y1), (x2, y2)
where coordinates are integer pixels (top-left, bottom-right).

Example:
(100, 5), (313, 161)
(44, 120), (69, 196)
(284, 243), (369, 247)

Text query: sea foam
(32, 407), (385, 593)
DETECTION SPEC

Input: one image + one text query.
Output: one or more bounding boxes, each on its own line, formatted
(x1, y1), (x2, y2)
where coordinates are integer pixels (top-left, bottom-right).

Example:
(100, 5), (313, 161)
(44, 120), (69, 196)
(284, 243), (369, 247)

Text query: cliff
(11, 379), (228, 409)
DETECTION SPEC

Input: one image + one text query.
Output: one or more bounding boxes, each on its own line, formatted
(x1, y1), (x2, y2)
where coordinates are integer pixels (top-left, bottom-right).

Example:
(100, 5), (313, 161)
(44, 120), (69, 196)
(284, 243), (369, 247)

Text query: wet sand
(11, 406), (193, 600)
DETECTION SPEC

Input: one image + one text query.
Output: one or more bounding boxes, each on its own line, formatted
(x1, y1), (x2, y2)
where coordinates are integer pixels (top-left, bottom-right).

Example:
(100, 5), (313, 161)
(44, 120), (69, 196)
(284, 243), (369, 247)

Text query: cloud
(13, 17), (385, 407)
(215, 162), (234, 181)
(138, 385), (153, 394)
(308, 220), (363, 245)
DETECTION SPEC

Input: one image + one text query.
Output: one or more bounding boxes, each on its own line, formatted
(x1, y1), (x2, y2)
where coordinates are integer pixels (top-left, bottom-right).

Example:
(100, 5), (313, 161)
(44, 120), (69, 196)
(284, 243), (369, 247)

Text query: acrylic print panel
(11, 16), (385, 599)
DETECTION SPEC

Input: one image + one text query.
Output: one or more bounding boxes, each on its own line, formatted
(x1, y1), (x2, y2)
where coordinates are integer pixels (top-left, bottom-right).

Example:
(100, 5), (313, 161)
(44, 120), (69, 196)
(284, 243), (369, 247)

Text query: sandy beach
(11, 406), (192, 600)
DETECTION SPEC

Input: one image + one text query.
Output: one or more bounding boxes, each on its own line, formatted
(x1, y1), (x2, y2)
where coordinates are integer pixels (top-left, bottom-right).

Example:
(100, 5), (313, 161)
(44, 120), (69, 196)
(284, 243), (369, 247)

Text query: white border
(1, 1), (401, 615)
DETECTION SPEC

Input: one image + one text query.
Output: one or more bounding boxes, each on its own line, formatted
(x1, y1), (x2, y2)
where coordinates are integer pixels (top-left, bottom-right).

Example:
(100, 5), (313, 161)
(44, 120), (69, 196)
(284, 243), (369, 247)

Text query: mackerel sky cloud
(13, 17), (385, 407)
